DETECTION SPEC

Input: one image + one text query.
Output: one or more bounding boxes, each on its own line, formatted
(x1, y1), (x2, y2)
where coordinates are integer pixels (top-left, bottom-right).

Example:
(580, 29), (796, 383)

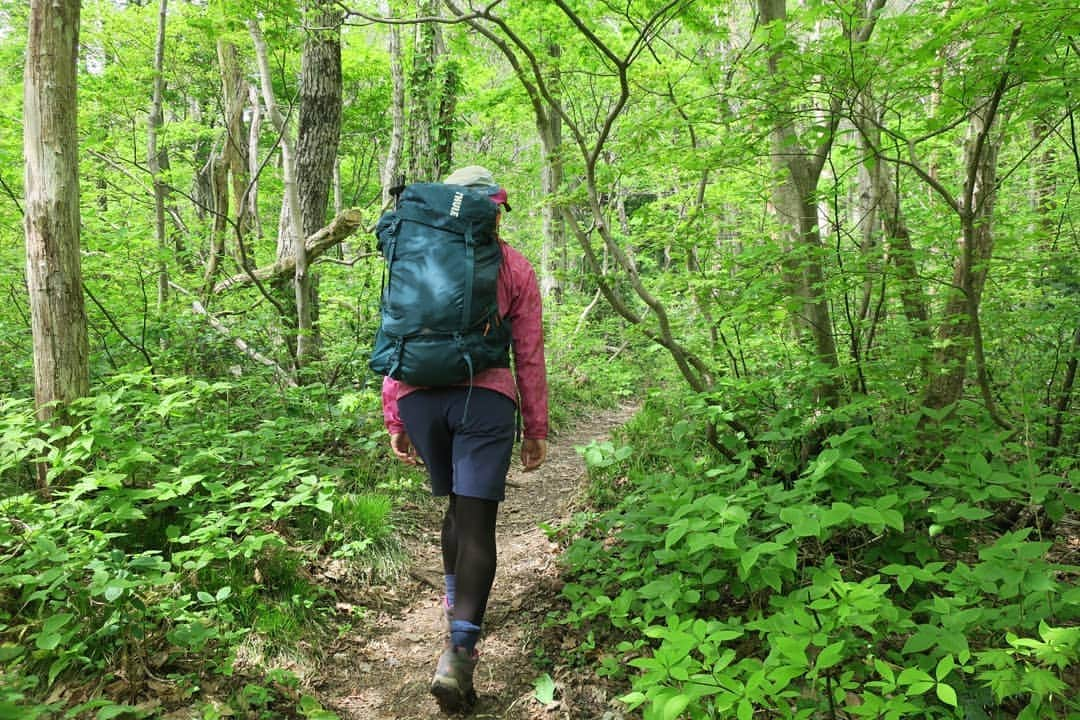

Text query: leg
(397, 390), (454, 496)
(431, 495), (497, 713)
(441, 494), (458, 576)
(449, 495), (499, 628)
(429, 389), (514, 712)
(444, 389), (513, 636)
(441, 495), (457, 616)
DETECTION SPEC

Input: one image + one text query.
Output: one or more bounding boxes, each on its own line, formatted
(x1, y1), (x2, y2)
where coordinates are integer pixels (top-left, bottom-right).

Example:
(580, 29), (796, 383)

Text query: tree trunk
(200, 155), (230, 300)
(922, 89), (1009, 413)
(1048, 328), (1079, 452)
(435, 59), (459, 178)
(148, 0), (170, 309)
(191, 98), (212, 223)
(381, 0), (405, 203)
(251, 18), (311, 370)
(854, 91), (931, 374)
(540, 42), (565, 307)
(406, 0), (442, 181)
(217, 40), (253, 264)
(296, 0), (344, 353)
(24, 0), (90, 430)
(758, 0), (841, 406)
(298, 3), (343, 240)
(247, 85), (263, 240)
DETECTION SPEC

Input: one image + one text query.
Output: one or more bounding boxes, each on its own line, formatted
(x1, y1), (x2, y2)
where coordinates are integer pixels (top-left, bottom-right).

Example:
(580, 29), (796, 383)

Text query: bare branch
(214, 208), (365, 293)
(966, 24), (1022, 218)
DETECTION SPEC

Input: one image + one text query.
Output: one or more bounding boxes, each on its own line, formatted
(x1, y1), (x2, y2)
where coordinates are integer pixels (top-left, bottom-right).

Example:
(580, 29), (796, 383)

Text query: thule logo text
(449, 192), (464, 217)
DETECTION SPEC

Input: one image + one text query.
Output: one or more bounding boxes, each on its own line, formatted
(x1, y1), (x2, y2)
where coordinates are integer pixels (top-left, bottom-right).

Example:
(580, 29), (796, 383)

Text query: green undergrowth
(0, 371), (409, 719)
(555, 389), (1080, 720)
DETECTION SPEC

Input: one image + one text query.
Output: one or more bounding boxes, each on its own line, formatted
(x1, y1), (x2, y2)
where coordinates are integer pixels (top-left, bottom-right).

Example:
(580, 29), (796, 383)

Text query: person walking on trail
(380, 165), (549, 713)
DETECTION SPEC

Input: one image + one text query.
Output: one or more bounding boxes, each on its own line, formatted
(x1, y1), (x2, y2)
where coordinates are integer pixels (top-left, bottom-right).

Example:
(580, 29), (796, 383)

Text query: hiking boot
(430, 645), (478, 713)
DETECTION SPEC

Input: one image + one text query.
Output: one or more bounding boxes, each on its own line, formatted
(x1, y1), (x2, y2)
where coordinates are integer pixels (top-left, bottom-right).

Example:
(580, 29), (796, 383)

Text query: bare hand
(390, 432), (420, 465)
(521, 438), (547, 471)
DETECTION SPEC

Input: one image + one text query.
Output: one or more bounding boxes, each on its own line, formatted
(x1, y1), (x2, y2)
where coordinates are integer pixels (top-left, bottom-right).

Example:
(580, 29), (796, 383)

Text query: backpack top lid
(443, 165), (511, 212)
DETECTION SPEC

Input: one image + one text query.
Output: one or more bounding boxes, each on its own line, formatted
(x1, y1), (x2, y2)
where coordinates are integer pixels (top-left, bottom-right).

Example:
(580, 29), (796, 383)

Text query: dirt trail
(317, 404), (637, 720)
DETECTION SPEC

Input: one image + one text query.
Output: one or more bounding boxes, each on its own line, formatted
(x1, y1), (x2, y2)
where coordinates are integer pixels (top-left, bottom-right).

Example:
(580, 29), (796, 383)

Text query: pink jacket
(381, 241), (549, 440)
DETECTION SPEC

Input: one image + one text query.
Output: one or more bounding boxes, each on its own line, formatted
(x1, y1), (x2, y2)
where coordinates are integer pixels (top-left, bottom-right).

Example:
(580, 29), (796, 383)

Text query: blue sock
(444, 574), (456, 607)
(450, 620), (481, 652)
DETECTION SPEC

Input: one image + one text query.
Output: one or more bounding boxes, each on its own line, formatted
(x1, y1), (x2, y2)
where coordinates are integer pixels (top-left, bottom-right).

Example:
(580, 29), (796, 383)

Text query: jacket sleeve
(504, 247), (549, 439)
(381, 375), (407, 435)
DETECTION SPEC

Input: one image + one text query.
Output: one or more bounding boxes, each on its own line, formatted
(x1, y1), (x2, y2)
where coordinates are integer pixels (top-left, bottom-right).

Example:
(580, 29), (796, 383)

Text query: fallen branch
(213, 207), (366, 294)
(170, 281), (298, 387)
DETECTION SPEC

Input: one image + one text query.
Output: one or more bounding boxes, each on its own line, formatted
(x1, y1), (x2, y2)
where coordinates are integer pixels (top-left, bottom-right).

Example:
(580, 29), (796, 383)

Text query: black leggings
(442, 493), (499, 626)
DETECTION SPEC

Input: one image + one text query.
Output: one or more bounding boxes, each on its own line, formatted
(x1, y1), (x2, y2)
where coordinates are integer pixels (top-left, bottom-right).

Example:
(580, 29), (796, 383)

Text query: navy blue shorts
(397, 387), (516, 502)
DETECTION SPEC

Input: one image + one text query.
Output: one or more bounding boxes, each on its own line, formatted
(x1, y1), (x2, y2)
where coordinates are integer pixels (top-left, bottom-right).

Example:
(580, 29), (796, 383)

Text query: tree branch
(83, 282), (155, 372)
(214, 208), (365, 293)
(966, 24), (1022, 219)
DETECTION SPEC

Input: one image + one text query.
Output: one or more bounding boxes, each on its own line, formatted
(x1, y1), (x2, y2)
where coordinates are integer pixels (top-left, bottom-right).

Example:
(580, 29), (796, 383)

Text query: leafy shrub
(0, 372), (395, 717)
(558, 388), (1079, 720)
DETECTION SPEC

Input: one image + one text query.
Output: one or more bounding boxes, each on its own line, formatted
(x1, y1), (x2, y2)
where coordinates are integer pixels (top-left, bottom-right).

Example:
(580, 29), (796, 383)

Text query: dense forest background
(1, 0), (1078, 718)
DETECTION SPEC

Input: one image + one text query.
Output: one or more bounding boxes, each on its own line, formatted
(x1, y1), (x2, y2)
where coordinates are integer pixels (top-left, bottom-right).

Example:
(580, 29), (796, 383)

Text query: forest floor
(312, 402), (639, 720)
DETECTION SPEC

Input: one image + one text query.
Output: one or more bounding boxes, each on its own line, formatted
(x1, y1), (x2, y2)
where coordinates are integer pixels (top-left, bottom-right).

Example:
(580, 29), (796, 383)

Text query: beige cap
(443, 165), (497, 188)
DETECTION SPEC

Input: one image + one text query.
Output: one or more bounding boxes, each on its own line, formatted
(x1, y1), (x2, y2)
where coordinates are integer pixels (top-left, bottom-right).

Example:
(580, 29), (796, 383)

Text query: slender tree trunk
(148, 0), (169, 309)
(406, 0), (442, 181)
(333, 160), (342, 216)
(247, 85), (263, 240)
(1030, 121), (1057, 244)
(854, 92), (931, 374)
(297, 3), (342, 239)
(217, 40), (252, 265)
(540, 42), (565, 307)
(201, 44), (249, 299)
(435, 59), (459, 178)
(24, 0), (90, 429)
(191, 98), (212, 223)
(1048, 328), (1079, 452)
(251, 19), (311, 370)
(922, 80), (1011, 415)
(382, 0), (405, 202)
(201, 155), (229, 300)
(758, 0), (841, 406)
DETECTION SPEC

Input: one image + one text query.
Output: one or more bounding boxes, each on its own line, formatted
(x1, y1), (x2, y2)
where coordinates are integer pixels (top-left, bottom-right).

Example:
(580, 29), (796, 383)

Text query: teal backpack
(369, 182), (512, 386)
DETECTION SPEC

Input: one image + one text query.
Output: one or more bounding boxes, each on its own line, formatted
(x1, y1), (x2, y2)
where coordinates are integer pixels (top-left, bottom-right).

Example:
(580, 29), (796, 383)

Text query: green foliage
(4, 0), (1080, 716)
(0, 373), (397, 717)
(557, 387), (1078, 720)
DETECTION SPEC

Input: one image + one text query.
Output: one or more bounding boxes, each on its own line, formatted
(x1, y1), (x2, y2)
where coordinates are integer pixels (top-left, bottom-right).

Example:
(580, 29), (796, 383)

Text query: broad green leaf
(0, 644), (25, 661)
(103, 582), (125, 602)
(852, 506), (885, 528)
(935, 654), (955, 681)
(873, 658), (895, 685)
(836, 458), (866, 474)
(897, 667), (934, 686)
(533, 673), (556, 705)
(36, 613), (74, 650)
(936, 682), (958, 707)
(816, 640), (845, 670)
(664, 694), (690, 720)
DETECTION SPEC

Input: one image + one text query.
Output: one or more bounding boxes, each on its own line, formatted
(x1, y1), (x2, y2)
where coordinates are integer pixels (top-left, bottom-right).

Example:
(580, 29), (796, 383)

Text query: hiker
(380, 165), (549, 712)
